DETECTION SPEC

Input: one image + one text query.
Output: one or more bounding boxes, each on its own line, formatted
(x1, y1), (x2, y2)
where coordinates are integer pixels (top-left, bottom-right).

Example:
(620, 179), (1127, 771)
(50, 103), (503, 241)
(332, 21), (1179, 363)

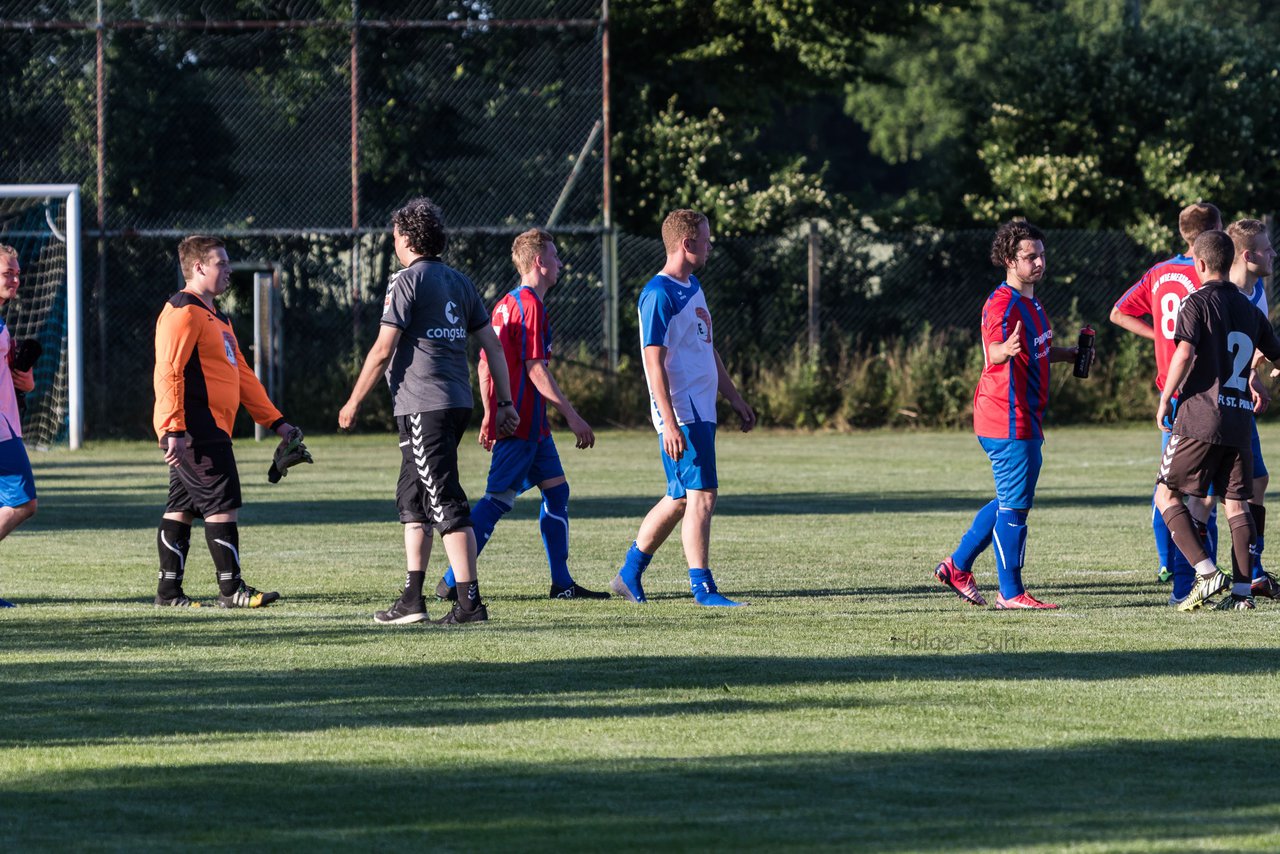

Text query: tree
(848, 1), (1280, 246)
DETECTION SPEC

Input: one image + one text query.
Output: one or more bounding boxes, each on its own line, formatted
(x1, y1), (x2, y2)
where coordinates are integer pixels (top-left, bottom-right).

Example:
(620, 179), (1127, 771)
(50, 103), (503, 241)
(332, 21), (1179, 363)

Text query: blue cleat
(0, 597), (15, 608)
(610, 573), (647, 604)
(689, 569), (747, 607)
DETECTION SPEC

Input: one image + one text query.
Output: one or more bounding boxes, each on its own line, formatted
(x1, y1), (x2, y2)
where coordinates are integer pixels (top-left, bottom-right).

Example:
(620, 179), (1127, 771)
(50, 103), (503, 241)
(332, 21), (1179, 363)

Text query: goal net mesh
(0, 195), (70, 449)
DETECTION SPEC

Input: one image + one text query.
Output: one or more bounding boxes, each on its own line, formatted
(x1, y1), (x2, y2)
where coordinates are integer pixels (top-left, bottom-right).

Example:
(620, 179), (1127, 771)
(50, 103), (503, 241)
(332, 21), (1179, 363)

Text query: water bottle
(1073, 326), (1094, 378)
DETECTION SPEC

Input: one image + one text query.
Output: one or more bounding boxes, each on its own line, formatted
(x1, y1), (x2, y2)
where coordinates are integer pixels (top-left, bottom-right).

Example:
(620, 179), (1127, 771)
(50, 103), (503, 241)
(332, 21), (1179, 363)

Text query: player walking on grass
(1154, 230), (1280, 611)
(1110, 204), (1222, 600)
(935, 221), (1091, 610)
(153, 236), (301, 608)
(434, 228), (608, 602)
(611, 209), (756, 607)
(0, 245), (37, 608)
(1226, 219), (1280, 600)
(339, 197), (519, 625)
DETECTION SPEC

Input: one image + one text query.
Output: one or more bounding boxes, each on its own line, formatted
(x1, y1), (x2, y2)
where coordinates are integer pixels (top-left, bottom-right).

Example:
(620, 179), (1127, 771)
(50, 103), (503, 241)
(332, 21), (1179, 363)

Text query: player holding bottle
(934, 221), (1092, 609)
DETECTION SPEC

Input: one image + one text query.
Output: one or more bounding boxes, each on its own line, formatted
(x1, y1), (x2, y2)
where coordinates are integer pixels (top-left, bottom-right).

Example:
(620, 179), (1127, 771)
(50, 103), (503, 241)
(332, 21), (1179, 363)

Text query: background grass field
(3, 425), (1280, 851)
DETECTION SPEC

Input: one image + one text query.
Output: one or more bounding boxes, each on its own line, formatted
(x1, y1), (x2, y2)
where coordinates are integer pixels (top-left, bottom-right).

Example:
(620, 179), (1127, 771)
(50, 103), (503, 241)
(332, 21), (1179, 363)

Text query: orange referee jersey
(153, 291), (283, 444)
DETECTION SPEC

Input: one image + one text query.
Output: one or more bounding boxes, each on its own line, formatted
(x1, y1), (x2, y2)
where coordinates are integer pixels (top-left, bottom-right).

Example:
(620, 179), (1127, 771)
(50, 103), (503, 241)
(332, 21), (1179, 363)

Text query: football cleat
(1214, 594), (1256, 611)
(995, 592), (1059, 610)
(431, 602), (489, 625)
(217, 582), (280, 609)
(1157, 567), (1173, 584)
(374, 597), (428, 625)
(1176, 571), (1228, 612)
(154, 592), (201, 608)
(550, 582), (611, 600)
(435, 577), (458, 601)
(0, 597), (15, 608)
(1250, 570), (1280, 600)
(934, 557), (987, 606)
(609, 573), (647, 604)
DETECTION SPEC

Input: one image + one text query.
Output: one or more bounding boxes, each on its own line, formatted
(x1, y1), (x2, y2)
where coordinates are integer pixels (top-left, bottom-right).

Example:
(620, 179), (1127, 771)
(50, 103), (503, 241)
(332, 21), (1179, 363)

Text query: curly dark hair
(990, 220), (1046, 269)
(391, 197), (447, 257)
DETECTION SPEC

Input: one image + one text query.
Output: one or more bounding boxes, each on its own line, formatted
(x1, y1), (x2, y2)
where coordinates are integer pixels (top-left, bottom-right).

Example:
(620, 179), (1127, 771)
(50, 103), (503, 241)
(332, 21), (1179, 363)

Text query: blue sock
(952, 500), (998, 571)
(1250, 503), (1266, 580)
(617, 542), (652, 601)
(689, 568), (745, 607)
(1205, 506), (1219, 563)
(442, 495), (512, 589)
(1152, 491), (1176, 580)
(992, 508), (1028, 599)
(540, 483), (573, 588)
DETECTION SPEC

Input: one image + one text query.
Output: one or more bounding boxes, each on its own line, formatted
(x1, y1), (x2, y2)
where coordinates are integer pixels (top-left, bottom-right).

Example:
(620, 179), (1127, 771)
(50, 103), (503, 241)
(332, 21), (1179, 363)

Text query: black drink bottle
(1073, 326), (1094, 379)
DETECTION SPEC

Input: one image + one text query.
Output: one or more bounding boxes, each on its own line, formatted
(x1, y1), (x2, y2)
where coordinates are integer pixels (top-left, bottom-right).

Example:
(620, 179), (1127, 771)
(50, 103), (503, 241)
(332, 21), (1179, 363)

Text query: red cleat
(934, 557), (987, 606)
(995, 591), (1059, 610)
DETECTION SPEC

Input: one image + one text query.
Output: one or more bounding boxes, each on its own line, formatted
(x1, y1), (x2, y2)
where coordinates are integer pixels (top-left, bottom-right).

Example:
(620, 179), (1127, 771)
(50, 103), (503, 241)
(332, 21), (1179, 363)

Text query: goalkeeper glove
(267, 427), (314, 483)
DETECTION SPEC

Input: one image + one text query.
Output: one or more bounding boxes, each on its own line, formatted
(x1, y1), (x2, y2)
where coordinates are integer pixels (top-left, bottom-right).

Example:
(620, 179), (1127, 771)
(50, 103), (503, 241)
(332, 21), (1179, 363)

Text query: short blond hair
(511, 228), (554, 275)
(1179, 203), (1222, 245)
(1227, 218), (1268, 255)
(0, 244), (16, 260)
(661, 209), (707, 255)
(177, 235), (225, 279)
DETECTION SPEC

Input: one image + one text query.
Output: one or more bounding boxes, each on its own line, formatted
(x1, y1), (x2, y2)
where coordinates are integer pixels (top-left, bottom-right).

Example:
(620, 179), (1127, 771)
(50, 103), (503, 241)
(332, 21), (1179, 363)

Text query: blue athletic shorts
(661, 421), (718, 499)
(485, 434), (565, 496)
(1251, 419), (1268, 479)
(978, 436), (1042, 511)
(0, 436), (36, 508)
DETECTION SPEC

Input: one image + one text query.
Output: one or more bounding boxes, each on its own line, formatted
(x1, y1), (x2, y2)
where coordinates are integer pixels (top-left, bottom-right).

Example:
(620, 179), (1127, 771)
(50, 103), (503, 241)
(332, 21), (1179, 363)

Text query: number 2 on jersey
(1224, 331), (1253, 392)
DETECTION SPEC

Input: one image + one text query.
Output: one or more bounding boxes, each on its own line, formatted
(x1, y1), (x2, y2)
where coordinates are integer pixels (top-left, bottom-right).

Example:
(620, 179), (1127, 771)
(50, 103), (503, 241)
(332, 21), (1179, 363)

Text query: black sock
(157, 519), (191, 597)
(205, 522), (242, 596)
(403, 570), (426, 602)
(457, 580), (481, 612)
(1229, 512), (1256, 584)
(1162, 503), (1208, 566)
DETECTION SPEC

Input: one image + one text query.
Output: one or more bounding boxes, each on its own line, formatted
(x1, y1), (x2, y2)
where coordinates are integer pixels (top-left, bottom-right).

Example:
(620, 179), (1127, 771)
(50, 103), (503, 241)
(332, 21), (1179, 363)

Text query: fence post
(807, 220), (820, 358)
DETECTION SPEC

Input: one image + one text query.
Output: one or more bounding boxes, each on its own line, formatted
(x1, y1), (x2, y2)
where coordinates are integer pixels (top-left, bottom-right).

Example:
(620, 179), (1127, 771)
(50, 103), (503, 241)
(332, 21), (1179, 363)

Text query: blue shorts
(978, 437), (1042, 511)
(0, 437), (36, 507)
(661, 422), (718, 499)
(1251, 420), (1268, 479)
(485, 434), (565, 496)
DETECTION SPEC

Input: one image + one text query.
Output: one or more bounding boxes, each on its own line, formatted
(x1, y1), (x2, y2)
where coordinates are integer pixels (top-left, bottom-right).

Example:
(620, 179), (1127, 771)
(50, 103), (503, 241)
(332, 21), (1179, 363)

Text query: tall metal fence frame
(1, 2), (615, 443)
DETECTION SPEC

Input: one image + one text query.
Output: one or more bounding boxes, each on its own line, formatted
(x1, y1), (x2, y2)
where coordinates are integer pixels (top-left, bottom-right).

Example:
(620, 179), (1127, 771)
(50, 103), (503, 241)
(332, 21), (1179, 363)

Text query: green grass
(3, 425), (1280, 851)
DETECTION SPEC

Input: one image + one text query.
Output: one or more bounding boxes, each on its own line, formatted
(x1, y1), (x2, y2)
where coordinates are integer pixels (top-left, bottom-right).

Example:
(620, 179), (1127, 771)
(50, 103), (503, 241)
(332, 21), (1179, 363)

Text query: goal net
(0, 186), (83, 450)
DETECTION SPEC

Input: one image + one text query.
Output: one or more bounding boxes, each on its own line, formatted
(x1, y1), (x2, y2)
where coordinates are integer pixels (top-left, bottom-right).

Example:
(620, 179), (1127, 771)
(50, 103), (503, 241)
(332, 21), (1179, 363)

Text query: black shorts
(1157, 434), (1253, 501)
(166, 442), (242, 516)
(395, 408), (472, 534)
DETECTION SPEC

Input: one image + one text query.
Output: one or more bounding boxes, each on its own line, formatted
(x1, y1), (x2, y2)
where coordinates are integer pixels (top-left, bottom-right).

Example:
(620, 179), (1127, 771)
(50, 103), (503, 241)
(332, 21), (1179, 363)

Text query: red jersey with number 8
(1112, 254), (1202, 391)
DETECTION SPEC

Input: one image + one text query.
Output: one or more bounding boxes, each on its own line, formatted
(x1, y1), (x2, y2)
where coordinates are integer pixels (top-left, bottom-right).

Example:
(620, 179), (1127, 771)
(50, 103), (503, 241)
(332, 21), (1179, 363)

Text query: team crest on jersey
(445, 301), (459, 324)
(222, 331), (237, 366)
(695, 307), (712, 343)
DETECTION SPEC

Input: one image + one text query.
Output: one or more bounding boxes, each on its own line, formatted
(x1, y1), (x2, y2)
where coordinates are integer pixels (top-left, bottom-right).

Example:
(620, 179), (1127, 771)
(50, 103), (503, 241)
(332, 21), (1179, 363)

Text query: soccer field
(3, 425), (1279, 850)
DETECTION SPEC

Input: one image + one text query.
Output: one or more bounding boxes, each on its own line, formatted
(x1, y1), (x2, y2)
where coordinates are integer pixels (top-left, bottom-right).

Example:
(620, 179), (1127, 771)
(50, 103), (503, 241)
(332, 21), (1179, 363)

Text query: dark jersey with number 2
(1173, 279), (1280, 448)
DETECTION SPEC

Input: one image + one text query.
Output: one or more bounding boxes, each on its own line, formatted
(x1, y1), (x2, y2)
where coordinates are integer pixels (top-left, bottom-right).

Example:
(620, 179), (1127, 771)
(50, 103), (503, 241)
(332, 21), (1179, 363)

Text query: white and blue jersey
(1247, 277), (1268, 318)
(638, 273), (718, 432)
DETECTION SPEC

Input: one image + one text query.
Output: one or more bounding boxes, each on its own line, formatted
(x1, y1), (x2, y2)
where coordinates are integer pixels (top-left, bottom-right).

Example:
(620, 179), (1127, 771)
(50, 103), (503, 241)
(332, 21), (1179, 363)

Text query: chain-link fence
(1, 2), (607, 441)
(615, 224), (1216, 373)
(3, 5), (1278, 438)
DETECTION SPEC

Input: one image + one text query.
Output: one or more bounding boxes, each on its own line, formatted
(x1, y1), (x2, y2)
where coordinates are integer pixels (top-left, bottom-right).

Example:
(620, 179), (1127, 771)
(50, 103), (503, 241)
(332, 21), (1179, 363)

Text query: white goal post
(0, 185), (83, 450)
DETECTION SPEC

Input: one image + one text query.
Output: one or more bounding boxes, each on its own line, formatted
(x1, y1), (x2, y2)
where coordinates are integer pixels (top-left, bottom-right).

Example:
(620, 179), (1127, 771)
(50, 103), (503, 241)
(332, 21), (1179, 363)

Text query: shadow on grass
(5, 641), (1280, 748)
(2, 743), (1278, 850)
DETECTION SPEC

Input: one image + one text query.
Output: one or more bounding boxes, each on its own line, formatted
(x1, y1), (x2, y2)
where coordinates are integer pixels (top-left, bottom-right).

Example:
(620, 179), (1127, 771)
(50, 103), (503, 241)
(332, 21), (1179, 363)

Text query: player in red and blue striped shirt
(935, 221), (1090, 609)
(436, 228), (609, 601)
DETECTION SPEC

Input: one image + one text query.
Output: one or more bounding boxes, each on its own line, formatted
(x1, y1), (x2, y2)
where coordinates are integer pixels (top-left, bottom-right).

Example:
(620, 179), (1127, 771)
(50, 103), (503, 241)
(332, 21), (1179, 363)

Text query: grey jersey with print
(381, 257), (489, 415)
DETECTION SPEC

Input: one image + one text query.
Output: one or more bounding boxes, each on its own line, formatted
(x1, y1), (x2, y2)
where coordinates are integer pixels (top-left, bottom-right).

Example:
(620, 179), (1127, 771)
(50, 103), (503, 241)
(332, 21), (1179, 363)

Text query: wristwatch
(496, 400), (513, 407)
